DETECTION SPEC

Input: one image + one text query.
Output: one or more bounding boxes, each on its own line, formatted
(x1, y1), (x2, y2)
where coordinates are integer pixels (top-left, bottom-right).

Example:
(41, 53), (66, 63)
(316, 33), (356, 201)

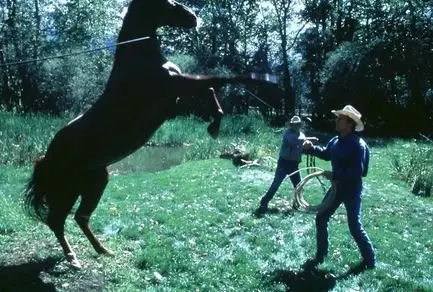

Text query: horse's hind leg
(75, 168), (112, 255)
(47, 192), (81, 268)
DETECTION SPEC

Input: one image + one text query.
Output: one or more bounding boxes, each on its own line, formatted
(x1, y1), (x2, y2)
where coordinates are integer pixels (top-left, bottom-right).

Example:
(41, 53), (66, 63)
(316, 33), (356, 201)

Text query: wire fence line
(0, 36), (151, 68)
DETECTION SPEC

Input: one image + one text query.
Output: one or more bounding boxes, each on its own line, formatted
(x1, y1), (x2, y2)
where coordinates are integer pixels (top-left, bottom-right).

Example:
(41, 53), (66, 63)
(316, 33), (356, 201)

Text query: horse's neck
(114, 32), (165, 65)
(97, 30), (168, 106)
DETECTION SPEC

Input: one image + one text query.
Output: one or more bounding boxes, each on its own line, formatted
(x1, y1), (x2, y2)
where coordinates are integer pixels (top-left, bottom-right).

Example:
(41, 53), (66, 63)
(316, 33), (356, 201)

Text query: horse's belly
(47, 113), (165, 168)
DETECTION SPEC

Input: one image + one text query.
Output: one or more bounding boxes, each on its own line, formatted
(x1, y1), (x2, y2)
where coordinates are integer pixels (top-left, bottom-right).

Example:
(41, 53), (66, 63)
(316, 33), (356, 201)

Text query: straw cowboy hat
(289, 115), (302, 124)
(331, 105), (364, 132)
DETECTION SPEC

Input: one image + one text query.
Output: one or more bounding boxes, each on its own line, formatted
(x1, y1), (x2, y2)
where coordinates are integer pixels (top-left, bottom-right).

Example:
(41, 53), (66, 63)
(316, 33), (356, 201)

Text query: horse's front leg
(206, 87), (224, 138)
(169, 75), (226, 137)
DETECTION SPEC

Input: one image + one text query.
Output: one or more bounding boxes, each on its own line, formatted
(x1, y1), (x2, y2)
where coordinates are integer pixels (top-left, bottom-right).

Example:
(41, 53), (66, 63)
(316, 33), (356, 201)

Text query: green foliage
(0, 111), (280, 169)
(390, 139), (433, 197)
(0, 0), (122, 113)
(0, 166), (33, 235)
(38, 53), (112, 114)
(296, 0), (433, 134)
(1, 0), (433, 133)
(0, 110), (66, 165)
(319, 41), (362, 102)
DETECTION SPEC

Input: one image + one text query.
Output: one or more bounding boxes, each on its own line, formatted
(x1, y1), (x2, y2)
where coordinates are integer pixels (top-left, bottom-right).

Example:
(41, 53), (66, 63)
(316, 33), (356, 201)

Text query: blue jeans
(260, 158), (301, 207)
(315, 181), (376, 265)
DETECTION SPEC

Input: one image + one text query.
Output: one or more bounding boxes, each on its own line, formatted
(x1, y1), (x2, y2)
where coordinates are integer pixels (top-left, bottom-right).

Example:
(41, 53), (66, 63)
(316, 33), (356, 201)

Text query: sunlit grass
(2, 155), (433, 291)
(0, 111), (65, 165)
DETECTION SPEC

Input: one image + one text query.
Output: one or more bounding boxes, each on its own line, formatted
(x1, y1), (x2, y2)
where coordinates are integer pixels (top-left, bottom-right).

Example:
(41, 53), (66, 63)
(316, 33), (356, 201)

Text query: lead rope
(306, 154), (316, 174)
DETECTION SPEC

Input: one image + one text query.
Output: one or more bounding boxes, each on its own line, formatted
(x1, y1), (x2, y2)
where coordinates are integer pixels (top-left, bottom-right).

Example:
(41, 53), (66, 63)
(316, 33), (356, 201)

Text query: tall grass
(389, 139), (433, 197)
(2, 109), (432, 196)
(0, 110), (282, 170)
(0, 111), (66, 165)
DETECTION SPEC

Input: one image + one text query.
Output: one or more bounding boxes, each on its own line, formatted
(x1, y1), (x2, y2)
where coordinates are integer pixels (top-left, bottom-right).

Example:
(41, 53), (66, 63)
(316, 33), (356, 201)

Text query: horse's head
(126, 0), (197, 32)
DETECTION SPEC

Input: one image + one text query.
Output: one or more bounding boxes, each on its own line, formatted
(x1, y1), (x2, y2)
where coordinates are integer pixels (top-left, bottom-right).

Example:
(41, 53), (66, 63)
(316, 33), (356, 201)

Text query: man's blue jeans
(315, 181), (376, 265)
(260, 158), (301, 207)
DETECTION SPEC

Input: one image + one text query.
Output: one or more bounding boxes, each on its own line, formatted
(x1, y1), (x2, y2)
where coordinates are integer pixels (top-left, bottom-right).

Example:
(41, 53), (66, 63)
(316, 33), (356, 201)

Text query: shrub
(0, 110), (66, 166)
(0, 111), (281, 169)
(390, 139), (433, 197)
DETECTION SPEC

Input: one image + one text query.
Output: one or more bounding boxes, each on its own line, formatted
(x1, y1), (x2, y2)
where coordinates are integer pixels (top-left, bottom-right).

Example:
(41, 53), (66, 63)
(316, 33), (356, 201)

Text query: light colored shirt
(279, 129), (306, 162)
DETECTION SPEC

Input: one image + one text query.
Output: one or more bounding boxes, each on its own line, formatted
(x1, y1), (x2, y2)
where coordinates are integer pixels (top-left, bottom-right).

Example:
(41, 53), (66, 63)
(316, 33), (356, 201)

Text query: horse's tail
(23, 156), (53, 224)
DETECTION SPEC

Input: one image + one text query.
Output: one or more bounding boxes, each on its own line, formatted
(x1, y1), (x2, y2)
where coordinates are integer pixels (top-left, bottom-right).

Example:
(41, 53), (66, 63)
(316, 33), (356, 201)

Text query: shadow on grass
(270, 268), (337, 292)
(270, 261), (376, 292)
(0, 256), (61, 292)
(253, 207), (295, 218)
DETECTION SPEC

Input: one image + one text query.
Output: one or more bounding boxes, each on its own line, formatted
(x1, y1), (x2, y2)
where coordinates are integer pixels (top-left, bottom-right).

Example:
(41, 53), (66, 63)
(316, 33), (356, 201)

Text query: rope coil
(293, 170), (337, 213)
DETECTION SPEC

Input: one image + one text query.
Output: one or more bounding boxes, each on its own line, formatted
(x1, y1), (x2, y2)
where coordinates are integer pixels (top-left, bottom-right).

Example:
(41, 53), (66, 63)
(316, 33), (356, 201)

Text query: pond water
(108, 145), (187, 175)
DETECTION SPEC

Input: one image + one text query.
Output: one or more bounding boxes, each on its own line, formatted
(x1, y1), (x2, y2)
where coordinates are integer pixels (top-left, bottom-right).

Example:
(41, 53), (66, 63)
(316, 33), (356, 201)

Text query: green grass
(0, 111), (65, 165)
(1, 111), (433, 291)
(0, 110), (278, 168)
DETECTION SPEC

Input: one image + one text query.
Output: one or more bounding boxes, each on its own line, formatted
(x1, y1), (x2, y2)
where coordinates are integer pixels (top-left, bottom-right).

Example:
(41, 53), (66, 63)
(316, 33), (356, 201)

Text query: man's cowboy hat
(289, 115), (302, 124)
(331, 105), (364, 132)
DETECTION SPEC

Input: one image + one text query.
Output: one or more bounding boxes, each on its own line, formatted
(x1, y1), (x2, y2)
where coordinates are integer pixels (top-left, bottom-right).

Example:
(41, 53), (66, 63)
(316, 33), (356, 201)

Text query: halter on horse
(24, 0), (277, 268)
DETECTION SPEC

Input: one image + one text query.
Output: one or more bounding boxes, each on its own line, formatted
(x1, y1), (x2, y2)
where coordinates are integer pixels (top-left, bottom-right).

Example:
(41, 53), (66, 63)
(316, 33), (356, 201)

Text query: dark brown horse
(24, 0), (276, 268)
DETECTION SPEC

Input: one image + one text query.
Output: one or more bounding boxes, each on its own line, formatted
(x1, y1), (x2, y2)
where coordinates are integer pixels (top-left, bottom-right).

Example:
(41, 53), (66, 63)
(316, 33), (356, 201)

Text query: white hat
(331, 105), (364, 132)
(289, 115), (302, 124)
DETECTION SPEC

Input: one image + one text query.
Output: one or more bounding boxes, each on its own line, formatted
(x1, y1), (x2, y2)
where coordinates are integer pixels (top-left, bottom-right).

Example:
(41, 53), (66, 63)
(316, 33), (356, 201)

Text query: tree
(0, 0), (123, 113)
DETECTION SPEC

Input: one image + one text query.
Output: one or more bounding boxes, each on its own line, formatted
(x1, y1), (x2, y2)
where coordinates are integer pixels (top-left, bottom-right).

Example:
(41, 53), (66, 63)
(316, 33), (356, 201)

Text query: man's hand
(303, 140), (314, 150)
(322, 170), (333, 180)
(305, 137), (319, 142)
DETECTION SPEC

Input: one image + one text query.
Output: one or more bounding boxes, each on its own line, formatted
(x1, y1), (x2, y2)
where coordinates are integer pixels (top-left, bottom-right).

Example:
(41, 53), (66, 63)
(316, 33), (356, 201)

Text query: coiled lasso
(287, 167), (337, 213)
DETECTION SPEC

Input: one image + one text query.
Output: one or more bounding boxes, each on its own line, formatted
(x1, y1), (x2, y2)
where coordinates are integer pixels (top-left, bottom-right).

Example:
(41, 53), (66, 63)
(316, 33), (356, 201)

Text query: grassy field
(0, 112), (432, 291)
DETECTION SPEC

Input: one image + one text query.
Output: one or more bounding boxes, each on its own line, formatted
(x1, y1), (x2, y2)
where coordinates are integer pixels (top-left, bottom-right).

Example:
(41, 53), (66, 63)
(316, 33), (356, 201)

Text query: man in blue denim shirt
(302, 105), (376, 273)
(258, 116), (317, 212)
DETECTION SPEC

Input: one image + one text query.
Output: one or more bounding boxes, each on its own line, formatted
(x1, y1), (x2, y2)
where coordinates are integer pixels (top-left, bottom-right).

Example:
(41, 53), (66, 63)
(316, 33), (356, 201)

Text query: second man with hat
(257, 115), (316, 213)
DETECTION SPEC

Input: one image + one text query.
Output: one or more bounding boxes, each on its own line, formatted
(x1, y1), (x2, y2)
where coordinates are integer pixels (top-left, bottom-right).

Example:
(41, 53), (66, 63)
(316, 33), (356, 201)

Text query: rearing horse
(24, 0), (276, 269)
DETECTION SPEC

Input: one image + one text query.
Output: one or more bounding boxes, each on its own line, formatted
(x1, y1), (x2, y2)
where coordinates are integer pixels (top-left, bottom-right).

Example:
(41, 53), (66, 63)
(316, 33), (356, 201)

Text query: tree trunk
(281, 43), (295, 116)
(33, 0), (41, 59)
(271, 0), (295, 116)
(0, 49), (13, 109)
(6, 0), (40, 112)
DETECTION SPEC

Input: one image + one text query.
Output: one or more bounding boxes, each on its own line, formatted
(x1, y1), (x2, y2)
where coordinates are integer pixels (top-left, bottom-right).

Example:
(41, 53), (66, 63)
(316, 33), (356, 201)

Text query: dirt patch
(0, 232), (107, 292)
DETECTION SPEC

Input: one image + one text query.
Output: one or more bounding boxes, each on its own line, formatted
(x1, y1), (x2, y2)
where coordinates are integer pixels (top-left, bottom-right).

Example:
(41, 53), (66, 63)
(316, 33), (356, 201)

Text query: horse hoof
(71, 261), (82, 269)
(104, 250), (115, 257)
(66, 252), (82, 269)
(69, 258), (82, 269)
(98, 247), (115, 256)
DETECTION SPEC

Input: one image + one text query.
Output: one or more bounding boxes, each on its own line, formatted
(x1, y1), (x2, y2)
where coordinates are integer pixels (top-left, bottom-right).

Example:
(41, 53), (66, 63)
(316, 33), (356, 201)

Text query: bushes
(0, 110), (66, 166)
(3, 108), (431, 199)
(390, 139), (433, 197)
(0, 111), (281, 168)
